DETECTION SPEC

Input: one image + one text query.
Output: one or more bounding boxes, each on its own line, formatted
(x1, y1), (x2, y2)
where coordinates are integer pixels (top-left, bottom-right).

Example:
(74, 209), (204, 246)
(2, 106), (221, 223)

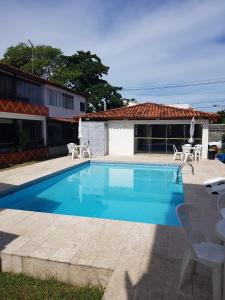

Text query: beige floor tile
(0, 156), (224, 300)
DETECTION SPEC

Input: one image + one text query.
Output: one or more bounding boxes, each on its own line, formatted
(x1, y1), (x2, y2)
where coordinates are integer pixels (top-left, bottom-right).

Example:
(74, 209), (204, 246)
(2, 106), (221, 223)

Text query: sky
(0, 0), (225, 111)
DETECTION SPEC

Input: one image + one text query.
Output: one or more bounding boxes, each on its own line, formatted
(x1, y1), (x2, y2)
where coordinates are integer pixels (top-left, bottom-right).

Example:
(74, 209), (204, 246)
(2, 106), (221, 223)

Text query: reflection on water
(0, 163), (183, 226)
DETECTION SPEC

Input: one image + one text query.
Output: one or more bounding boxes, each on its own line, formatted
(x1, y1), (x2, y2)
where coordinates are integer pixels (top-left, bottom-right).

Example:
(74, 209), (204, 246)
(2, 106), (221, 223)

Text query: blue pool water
(0, 162), (183, 226)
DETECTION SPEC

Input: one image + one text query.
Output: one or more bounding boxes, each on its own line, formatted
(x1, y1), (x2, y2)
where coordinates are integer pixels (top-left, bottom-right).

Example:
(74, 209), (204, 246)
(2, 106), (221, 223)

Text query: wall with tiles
(81, 121), (107, 156)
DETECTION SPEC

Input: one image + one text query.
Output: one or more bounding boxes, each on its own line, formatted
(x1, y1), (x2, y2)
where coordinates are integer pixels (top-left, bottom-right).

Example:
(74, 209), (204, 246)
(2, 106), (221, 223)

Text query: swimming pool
(0, 161), (183, 226)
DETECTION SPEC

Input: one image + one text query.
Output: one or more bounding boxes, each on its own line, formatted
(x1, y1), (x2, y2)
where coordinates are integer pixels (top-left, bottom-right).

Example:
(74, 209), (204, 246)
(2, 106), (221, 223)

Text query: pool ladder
(176, 162), (194, 183)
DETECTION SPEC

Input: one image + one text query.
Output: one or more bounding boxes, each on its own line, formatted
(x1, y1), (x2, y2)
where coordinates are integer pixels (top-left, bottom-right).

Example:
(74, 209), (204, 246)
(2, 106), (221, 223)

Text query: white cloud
(0, 0), (225, 110)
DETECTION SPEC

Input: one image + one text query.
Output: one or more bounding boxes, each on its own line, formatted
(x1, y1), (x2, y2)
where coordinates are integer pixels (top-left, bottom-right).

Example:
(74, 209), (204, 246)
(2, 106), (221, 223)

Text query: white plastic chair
(176, 203), (225, 300)
(182, 145), (194, 162)
(208, 184), (225, 195)
(204, 177), (225, 188)
(80, 143), (91, 158)
(184, 144), (191, 148)
(217, 192), (225, 219)
(173, 145), (183, 161)
(67, 143), (76, 156)
(71, 144), (79, 160)
(194, 144), (202, 162)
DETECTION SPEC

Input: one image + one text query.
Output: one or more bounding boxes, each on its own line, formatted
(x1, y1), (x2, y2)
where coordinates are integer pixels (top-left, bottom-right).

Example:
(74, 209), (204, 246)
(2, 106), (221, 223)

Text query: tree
(2, 42), (62, 79)
(1, 43), (134, 111)
(216, 110), (225, 123)
(50, 51), (124, 111)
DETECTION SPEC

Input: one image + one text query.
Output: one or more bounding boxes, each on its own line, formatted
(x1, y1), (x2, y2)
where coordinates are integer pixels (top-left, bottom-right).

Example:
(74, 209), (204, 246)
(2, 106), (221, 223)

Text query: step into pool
(0, 161), (183, 226)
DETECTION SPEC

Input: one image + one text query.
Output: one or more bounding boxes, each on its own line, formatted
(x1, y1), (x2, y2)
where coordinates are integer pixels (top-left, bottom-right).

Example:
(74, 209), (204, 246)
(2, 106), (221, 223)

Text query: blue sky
(1, 0), (225, 111)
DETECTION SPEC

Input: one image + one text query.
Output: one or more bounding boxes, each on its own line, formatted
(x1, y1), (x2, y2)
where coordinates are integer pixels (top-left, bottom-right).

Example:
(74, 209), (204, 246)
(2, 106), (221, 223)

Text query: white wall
(202, 119), (209, 159)
(108, 121), (134, 156)
(44, 85), (86, 118)
(107, 119), (209, 158)
(0, 112), (46, 121)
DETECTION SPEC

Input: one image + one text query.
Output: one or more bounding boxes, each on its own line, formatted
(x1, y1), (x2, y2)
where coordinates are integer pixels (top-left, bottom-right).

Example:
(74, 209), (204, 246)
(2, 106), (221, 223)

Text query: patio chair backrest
(173, 144), (178, 153)
(176, 203), (213, 255)
(67, 143), (76, 154)
(182, 145), (191, 153)
(194, 144), (202, 151)
(81, 142), (88, 150)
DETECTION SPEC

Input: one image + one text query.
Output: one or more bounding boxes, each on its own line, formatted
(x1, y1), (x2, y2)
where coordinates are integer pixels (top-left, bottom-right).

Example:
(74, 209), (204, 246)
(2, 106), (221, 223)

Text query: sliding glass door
(134, 124), (202, 154)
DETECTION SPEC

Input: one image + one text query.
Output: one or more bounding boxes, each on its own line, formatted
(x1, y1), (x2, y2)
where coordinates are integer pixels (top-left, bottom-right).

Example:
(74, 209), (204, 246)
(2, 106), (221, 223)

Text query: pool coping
(0, 156), (220, 299)
(0, 160), (90, 198)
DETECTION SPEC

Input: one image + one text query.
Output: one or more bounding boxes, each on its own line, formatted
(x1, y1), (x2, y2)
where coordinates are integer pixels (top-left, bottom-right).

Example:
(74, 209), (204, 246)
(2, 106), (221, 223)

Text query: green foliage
(2, 42), (62, 79)
(1, 43), (135, 111)
(0, 272), (104, 300)
(216, 110), (225, 124)
(49, 51), (124, 111)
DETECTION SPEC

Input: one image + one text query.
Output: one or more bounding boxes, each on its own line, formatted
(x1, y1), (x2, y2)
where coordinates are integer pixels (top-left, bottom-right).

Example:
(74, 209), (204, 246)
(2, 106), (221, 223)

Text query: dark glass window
(0, 72), (15, 100)
(22, 120), (43, 144)
(62, 93), (74, 110)
(134, 124), (202, 154)
(0, 119), (15, 143)
(80, 102), (85, 112)
(46, 88), (61, 107)
(17, 79), (43, 105)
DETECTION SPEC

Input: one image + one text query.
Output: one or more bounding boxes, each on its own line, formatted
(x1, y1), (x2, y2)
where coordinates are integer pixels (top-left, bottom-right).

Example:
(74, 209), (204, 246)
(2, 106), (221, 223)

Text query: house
(75, 102), (217, 158)
(0, 62), (86, 164)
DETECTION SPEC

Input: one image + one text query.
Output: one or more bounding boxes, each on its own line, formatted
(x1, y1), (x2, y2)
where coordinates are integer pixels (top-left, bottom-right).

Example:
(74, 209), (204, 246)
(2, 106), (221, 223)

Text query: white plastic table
(182, 147), (200, 162)
(71, 145), (85, 159)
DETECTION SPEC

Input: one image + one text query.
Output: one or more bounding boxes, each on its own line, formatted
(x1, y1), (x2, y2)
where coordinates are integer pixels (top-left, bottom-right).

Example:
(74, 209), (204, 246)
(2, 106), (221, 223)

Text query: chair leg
(178, 250), (191, 289)
(212, 265), (222, 300)
(183, 153), (188, 163)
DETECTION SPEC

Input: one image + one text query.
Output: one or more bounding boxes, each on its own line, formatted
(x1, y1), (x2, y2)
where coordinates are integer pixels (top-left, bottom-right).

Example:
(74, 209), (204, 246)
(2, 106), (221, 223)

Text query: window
(62, 93), (74, 110)
(0, 72), (15, 100)
(46, 88), (61, 107)
(134, 124), (202, 154)
(17, 79), (43, 105)
(0, 119), (15, 143)
(22, 120), (43, 143)
(80, 102), (85, 112)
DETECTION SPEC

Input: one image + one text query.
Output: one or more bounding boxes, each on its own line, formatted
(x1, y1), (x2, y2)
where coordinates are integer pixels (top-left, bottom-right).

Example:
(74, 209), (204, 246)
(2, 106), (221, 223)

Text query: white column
(42, 118), (47, 146)
(202, 119), (209, 159)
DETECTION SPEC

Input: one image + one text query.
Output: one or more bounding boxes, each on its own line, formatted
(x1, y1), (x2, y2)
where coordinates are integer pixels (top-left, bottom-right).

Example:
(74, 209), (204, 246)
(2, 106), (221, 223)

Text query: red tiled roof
(48, 116), (78, 123)
(74, 102), (217, 121)
(0, 62), (86, 98)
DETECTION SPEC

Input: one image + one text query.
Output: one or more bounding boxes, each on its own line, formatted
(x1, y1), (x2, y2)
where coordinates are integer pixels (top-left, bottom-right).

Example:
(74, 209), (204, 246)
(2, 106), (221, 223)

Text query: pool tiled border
(0, 155), (224, 299)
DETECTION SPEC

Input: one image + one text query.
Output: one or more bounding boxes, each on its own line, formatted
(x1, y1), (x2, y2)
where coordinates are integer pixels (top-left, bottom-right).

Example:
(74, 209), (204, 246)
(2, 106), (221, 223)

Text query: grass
(0, 272), (104, 300)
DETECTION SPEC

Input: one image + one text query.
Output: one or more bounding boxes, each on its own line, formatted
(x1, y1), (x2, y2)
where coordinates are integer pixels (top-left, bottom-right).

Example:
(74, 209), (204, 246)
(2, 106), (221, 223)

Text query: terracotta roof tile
(74, 102), (217, 121)
(48, 116), (77, 123)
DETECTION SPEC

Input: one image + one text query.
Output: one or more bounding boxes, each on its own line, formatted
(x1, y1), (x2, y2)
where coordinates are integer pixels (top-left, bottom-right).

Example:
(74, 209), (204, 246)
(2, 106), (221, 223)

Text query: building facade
(0, 62), (86, 164)
(76, 103), (217, 159)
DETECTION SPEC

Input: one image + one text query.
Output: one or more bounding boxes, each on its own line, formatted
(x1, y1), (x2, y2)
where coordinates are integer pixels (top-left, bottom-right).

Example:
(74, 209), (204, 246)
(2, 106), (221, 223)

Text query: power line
(191, 99), (225, 105)
(193, 104), (225, 109)
(122, 79), (225, 91)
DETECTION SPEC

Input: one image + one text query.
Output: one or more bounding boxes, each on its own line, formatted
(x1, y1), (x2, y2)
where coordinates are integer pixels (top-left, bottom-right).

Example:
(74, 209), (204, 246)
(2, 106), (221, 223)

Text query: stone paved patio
(0, 155), (224, 299)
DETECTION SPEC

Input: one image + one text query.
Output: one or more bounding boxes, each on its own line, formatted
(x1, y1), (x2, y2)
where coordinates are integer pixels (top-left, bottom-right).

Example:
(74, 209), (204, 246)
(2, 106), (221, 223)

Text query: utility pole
(28, 39), (34, 74)
(102, 99), (107, 111)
